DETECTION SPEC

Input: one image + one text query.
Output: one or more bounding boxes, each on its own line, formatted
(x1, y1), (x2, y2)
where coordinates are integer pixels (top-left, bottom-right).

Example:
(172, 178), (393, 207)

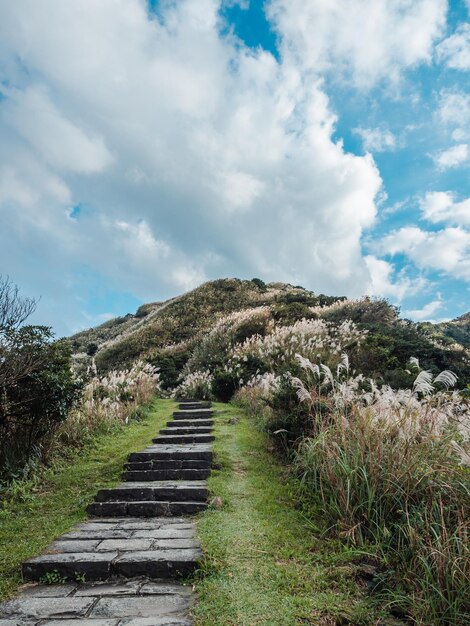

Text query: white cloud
(267, 0), (447, 88)
(1, 86), (113, 174)
(365, 255), (425, 300)
(420, 191), (470, 226)
(354, 127), (397, 152)
(438, 90), (470, 126)
(432, 143), (469, 170)
(437, 23), (470, 70)
(406, 298), (443, 321)
(379, 226), (470, 281)
(0, 0), (386, 333)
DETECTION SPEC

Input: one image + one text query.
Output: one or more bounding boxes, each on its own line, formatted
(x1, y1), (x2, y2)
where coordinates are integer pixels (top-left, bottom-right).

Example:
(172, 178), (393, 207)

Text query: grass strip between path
(0, 398), (176, 601)
(193, 402), (383, 626)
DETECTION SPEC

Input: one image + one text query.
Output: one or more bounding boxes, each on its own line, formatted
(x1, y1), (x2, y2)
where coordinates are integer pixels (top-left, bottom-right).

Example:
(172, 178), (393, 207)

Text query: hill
(419, 312), (470, 349)
(70, 278), (470, 390)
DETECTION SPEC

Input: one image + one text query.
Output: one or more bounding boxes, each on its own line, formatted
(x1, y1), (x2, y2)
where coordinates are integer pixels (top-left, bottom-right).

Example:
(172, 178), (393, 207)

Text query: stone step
(123, 468), (211, 481)
(179, 401), (211, 410)
(129, 444), (213, 463)
(166, 418), (213, 427)
(88, 500), (207, 517)
(152, 434), (215, 444)
(0, 578), (193, 625)
(125, 459), (211, 471)
(173, 409), (214, 420)
(93, 481), (208, 503)
(22, 518), (202, 582)
(160, 426), (213, 435)
(125, 460), (211, 472)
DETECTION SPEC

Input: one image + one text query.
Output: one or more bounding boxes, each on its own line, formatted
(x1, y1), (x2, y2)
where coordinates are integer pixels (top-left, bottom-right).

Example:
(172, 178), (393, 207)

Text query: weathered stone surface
(125, 460), (211, 471)
(138, 583), (189, 595)
(151, 539), (200, 549)
(47, 540), (100, 553)
(152, 435), (214, 445)
(172, 410), (213, 419)
(63, 529), (133, 540)
(159, 427), (212, 435)
(169, 502), (207, 515)
(19, 584), (76, 597)
(0, 598), (94, 619)
(120, 616), (192, 626)
(90, 595), (192, 618)
(166, 420), (213, 428)
(113, 549), (202, 578)
(132, 527), (194, 539)
(178, 401), (211, 410)
(96, 539), (153, 552)
(0, 620), (38, 626)
(126, 502), (170, 517)
(73, 581), (141, 596)
(22, 552), (118, 581)
(87, 502), (127, 517)
(128, 444), (212, 462)
(94, 482), (208, 504)
(41, 621), (118, 626)
(123, 469), (210, 482)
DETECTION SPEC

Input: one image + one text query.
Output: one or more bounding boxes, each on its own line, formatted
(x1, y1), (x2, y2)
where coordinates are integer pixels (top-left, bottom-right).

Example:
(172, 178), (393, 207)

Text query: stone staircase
(0, 400), (214, 626)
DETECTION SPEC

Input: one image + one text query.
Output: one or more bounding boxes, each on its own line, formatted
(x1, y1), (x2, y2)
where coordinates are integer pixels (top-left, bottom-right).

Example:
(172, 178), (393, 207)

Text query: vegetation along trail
(1, 278), (469, 625)
(193, 402), (384, 626)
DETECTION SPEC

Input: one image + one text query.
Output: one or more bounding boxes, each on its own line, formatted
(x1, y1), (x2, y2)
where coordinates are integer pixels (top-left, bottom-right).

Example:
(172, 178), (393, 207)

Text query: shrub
(286, 355), (470, 624)
(212, 369), (238, 402)
(251, 277), (267, 290)
(172, 370), (213, 400)
(0, 327), (82, 478)
(149, 351), (189, 389)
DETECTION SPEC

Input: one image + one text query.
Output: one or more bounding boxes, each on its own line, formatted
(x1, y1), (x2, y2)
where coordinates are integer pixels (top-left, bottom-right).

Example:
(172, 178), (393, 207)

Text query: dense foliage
(0, 278), (161, 482)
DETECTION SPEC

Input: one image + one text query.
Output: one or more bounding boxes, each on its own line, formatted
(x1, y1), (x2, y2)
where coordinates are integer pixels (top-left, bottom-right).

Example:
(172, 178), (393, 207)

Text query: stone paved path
(0, 401), (213, 626)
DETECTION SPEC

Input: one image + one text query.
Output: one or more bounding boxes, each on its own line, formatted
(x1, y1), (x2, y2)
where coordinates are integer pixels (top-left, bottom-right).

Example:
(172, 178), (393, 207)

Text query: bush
(251, 277), (267, 290)
(149, 351), (189, 389)
(0, 327), (82, 478)
(212, 369), (238, 402)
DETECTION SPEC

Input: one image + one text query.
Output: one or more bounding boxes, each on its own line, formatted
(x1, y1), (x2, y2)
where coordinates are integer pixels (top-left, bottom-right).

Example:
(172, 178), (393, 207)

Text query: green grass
(0, 398), (177, 601)
(193, 402), (385, 626)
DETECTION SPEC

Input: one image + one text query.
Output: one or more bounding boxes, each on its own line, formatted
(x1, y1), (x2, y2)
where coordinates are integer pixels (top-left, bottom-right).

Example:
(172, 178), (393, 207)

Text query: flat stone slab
(159, 427), (213, 435)
(88, 501), (207, 518)
(166, 420), (213, 428)
(0, 579), (193, 626)
(94, 481), (208, 503)
(22, 518), (202, 582)
(152, 435), (214, 444)
(125, 460), (210, 471)
(123, 469), (211, 482)
(129, 445), (213, 463)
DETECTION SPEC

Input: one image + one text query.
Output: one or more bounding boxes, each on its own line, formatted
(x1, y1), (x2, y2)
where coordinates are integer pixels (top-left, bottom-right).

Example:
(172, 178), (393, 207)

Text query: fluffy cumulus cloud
(432, 143), (469, 169)
(438, 89), (470, 126)
(437, 23), (470, 70)
(0, 0), (458, 332)
(405, 298), (443, 321)
(0, 0), (384, 332)
(267, 0), (446, 87)
(364, 255), (426, 300)
(420, 191), (470, 225)
(354, 127), (397, 152)
(378, 226), (470, 281)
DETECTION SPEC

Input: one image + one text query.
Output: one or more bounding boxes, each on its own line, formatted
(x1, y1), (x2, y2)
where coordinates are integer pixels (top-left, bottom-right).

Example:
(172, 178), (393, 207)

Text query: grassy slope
(0, 399), (176, 601)
(193, 403), (383, 626)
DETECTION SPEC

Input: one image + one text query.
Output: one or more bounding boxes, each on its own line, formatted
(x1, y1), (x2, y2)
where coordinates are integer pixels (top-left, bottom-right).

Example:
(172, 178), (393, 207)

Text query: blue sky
(0, 0), (469, 335)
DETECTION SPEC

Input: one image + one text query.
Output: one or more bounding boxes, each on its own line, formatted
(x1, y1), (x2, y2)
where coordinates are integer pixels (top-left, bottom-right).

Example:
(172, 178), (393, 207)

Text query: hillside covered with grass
(70, 278), (470, 391)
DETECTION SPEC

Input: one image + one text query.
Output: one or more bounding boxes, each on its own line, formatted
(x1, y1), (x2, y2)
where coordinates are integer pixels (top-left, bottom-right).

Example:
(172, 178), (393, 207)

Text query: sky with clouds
(0, 0), (469, 336)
